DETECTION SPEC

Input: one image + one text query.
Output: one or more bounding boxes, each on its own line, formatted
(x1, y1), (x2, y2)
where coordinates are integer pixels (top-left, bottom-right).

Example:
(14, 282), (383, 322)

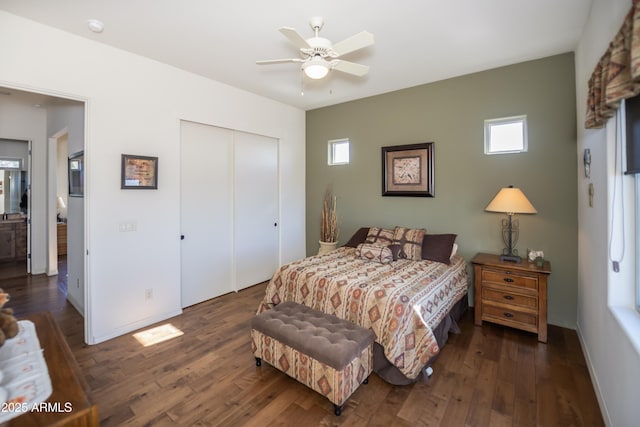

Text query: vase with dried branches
(319, 189), (339, 254)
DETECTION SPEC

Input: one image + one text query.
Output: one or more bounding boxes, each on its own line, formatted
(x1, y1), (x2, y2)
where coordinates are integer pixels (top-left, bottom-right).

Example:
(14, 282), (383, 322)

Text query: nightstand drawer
(482, 304), (537, 327)
(482, 287), (537, 309)
(482, 269), (538, 291)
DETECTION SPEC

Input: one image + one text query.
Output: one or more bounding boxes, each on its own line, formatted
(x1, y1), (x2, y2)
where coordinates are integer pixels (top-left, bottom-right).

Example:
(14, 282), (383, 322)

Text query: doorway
(0, 139), (30, 280)
(0, 85), (86, 325)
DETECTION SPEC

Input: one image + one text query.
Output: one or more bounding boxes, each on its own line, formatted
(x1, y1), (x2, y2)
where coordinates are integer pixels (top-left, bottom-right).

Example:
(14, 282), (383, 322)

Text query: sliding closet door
(234, 132), (279, 290)
(180, 121), (233, 307)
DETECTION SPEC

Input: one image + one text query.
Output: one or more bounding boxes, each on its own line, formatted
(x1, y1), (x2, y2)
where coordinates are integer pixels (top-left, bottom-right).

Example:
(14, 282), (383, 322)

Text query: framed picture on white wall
(68, 151), (84, 197)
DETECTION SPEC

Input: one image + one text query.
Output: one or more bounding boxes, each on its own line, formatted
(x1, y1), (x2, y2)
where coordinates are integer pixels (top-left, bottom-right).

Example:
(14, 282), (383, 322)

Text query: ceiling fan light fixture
(302, 56), (330, 79)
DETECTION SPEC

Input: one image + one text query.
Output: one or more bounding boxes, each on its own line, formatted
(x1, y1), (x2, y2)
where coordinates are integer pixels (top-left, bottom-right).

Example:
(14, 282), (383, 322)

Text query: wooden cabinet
(0, 223), (16, 261)
(0, 221), (26, 263)
(10, 312), (99, 426)
(472, 253), (551, 342)
(57, 223), (67, 256)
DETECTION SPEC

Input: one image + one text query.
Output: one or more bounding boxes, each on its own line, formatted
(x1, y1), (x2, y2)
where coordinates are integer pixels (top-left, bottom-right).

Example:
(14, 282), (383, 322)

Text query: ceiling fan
(257, 17), (374, 80)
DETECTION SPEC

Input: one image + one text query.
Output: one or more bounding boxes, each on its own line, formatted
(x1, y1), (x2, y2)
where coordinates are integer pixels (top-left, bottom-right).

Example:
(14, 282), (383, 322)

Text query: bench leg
(334, 404), (343, 416)
(255, 357), (262, 367)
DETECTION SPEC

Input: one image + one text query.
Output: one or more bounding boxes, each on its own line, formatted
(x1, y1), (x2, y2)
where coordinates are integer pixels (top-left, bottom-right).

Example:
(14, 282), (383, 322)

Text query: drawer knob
(503, 312), (514, 318)
(503, 277), (514, 283)
(503, 295), (514, 300)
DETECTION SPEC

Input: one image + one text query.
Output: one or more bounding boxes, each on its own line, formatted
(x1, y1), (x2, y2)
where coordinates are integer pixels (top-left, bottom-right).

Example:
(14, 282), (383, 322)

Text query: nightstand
(471, 253), (551, 342)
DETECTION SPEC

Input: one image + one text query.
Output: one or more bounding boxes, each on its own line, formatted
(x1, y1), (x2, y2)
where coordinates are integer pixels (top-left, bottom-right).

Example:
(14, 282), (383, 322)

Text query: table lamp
(485, 185), (537, 262)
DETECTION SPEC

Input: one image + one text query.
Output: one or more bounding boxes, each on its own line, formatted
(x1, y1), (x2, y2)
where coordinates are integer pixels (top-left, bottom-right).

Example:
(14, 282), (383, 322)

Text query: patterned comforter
(257, 247), (469, 380)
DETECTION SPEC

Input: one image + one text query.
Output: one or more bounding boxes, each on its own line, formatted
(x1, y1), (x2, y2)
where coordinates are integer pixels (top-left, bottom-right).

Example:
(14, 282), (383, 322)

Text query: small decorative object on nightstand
(472, 252), (551, 342)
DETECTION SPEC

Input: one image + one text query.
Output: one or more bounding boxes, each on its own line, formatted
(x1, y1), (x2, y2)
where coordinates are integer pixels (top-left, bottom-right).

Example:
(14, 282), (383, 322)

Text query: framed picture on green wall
(382, 142), (434, 197)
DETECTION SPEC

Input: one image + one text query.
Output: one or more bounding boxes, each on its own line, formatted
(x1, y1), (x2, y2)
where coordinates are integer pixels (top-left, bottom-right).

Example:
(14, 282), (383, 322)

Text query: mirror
(0, 170), (28, 215)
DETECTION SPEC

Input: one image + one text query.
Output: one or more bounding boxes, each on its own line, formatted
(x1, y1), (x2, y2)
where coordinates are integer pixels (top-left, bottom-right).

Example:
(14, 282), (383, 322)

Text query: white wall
(575, 0), (640, 425)
(0, 11), (306, 343)
(0, 101), (48, 274)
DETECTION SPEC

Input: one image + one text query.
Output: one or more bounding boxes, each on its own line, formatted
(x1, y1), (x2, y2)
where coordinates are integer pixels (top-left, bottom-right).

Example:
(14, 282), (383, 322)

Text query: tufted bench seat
(251, 301), (375, 416)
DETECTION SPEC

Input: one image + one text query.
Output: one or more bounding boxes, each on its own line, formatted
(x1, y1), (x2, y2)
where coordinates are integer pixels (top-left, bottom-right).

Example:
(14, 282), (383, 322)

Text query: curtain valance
(586, 0), (640, 128)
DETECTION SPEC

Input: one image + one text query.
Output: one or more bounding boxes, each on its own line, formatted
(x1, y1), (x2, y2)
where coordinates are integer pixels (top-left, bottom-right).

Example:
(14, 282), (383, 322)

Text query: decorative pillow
(365, 227), (395, 246)
(355, 243), (394, 264)
(344, 227), (370, 248)
(421, 233), (458, 265)
(387, 244), (402, 261)
(392, 227), (425, 261)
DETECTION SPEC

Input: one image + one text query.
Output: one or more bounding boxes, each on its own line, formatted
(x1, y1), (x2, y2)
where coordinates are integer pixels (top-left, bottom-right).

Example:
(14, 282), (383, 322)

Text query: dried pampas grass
(320, 189), (339, 242)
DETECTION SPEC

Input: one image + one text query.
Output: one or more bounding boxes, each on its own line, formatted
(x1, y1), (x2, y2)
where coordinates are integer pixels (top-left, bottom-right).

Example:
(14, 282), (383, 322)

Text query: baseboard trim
(575, 322), (612, 427)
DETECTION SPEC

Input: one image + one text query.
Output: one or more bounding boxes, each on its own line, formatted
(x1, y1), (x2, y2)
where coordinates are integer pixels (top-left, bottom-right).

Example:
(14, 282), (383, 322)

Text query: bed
(256, 227), (469, 385)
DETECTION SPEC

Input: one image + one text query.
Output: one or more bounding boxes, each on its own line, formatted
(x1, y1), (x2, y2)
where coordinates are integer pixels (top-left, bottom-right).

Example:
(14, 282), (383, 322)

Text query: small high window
(0, 158), (21, 169)
(484, 116), (528, 154)
(328, 139), (350, 165)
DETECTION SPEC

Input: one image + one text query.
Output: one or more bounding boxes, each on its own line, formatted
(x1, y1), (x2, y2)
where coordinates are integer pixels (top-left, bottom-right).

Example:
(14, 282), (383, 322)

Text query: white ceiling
(0, 0), (593, 111)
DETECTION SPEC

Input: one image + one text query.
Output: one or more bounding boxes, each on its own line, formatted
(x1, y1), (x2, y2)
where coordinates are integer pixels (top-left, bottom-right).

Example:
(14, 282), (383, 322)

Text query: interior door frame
(26, 139), (32, 274)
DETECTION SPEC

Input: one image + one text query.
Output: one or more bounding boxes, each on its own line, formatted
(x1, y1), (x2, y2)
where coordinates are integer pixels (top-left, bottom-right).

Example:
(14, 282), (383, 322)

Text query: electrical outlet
(145, 289), (153, 300)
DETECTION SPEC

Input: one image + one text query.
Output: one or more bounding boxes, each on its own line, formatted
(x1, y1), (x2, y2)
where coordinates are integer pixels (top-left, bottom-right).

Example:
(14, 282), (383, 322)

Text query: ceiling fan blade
(332, 60), (369, 77)
(279, 27), (311, 49)
(256, 58), (304, 65)
(332, 31), (374, 57)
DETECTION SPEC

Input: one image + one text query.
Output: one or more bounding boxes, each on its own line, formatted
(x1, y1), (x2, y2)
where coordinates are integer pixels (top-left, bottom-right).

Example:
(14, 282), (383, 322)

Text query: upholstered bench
(251, 301), (375, 416)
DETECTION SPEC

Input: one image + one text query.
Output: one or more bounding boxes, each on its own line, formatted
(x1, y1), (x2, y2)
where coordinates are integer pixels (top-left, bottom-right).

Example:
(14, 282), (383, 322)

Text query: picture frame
(381, 142), (434, 197)
(68, 151), (84, 197)
(121, 154), (158, 190)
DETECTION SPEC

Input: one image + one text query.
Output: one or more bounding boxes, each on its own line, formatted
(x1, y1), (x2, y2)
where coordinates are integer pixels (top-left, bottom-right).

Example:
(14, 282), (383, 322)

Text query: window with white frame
(484, 115), (528, 154)
(620, 97), (640, 313)
(328, 138), (350, 165)
(634, 174), (640, 312)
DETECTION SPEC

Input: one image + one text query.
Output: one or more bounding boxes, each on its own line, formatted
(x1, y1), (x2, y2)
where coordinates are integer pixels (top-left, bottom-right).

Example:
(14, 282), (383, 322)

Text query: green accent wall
(306, 53), (577, 328)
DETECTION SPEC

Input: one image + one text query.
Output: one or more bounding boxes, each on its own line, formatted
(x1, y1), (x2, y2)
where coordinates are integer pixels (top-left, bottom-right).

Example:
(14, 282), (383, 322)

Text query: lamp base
(500, 254), (521, 263)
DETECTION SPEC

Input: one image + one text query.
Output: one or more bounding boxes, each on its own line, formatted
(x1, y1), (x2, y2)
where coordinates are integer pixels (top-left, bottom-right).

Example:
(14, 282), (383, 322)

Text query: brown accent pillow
(392, 227), (425, 261)
(387, 244), (402, 261)
(421, 234), (457, 265)
(365, 227), (395, 246)
(344, 227), (370, 248)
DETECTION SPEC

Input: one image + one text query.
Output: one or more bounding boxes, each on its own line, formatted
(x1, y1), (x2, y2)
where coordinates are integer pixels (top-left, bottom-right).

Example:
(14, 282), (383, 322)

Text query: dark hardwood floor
(0, 262), (605, 426)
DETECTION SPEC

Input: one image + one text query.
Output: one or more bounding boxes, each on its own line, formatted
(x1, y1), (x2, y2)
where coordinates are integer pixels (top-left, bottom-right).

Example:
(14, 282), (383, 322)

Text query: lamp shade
(57, 196), (66, 210)
(303, 56), (330, 79)
(485, 186), (537, 214)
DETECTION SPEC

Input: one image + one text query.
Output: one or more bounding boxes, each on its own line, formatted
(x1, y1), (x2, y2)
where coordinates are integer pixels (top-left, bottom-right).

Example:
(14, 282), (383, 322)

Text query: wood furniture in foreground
(57, 223), (67, 256)
(9, 312), (98, 427)
(472, 252), (551, 343)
